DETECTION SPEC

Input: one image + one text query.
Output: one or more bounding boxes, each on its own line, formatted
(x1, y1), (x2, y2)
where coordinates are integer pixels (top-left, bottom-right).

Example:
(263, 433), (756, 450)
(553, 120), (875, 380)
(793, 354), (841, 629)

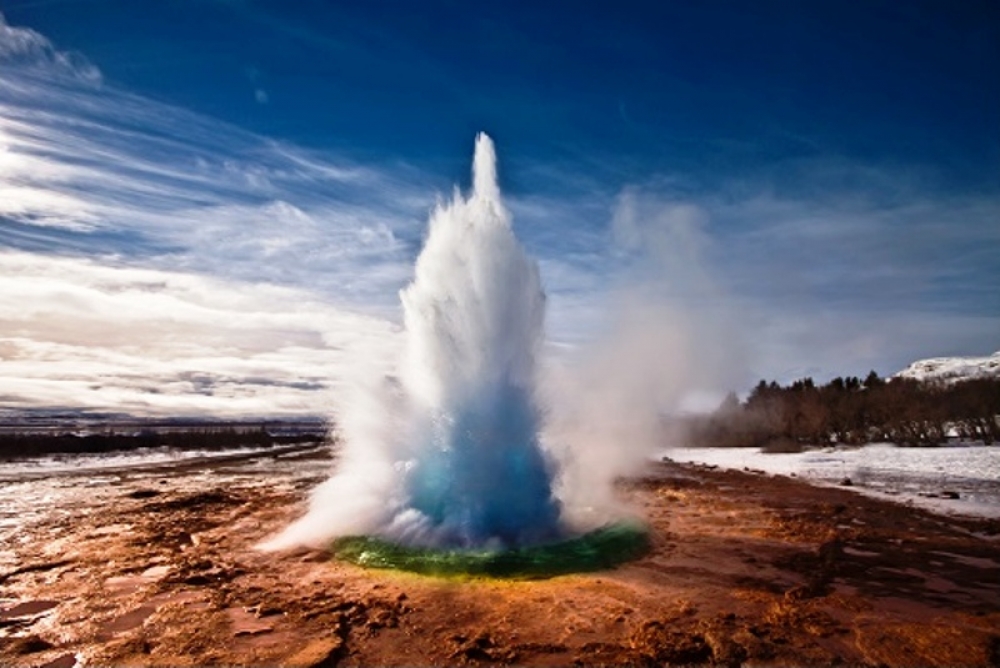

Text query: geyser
(264, 133), (646, 568)
(394, 133), (560, 548)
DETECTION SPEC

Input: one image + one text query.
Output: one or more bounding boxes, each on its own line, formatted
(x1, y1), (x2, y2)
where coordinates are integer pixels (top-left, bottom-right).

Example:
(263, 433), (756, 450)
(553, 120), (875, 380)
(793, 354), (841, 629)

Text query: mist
(539, 188), (749, 524)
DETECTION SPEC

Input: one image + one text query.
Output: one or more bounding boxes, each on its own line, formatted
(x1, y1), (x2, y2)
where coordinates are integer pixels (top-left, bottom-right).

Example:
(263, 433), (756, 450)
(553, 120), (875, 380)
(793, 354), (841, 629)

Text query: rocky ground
(1, 444), (999, 667)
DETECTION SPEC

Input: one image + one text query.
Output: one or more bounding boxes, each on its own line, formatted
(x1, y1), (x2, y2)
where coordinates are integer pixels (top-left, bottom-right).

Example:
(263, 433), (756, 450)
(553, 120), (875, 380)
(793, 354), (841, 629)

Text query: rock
(285, 637), (345, 668)
(703, 628), (748, 668)
(246, 604), (283, 618)
(942, 490), (960, 499)
(839, 478), (853, 487)
(630, 622), (713, 665)
(450, 631), (518, 663)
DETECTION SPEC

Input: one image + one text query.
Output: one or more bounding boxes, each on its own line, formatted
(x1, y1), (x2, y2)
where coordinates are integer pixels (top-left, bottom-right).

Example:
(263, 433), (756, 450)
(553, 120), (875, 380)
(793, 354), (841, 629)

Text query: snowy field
(664, 443), (1000, 518)
(0, 442), (321, 482)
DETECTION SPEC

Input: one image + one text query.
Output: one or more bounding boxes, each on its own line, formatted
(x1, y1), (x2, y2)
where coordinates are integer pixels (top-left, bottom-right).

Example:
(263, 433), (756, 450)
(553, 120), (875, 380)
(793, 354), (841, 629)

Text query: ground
(1, 445), (999, 667)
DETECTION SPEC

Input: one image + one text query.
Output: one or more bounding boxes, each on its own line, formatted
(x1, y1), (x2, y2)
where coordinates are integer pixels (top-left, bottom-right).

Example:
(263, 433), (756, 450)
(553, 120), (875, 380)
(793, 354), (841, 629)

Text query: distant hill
(686, 353), (1000, 448)
(894, 351), (1000, 384)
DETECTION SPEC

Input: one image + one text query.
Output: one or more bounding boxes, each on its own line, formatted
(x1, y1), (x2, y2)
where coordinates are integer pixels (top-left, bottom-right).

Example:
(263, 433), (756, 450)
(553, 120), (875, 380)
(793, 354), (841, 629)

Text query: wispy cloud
(0, 12), (434, 312)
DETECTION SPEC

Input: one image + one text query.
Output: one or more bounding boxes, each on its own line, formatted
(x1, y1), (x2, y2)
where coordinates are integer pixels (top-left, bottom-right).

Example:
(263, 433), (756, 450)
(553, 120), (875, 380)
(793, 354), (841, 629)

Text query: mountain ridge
(894, 350), (1000, 383)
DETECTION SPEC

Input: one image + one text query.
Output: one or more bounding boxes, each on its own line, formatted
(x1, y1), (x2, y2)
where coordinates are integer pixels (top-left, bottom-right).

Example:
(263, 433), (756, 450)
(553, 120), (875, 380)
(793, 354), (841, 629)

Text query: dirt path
(2, 452), (998, 666)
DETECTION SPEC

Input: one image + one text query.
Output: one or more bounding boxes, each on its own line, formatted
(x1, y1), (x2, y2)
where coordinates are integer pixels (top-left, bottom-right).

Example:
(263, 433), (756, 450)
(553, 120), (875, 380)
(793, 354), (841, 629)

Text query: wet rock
(227, 607), (275, 637)
(285, 637), (345, 668)
(630, 621), (713, 666)
(365, 608), (397, 631)
(173, 531), (196, 549)
(702, 627), (748, 668)
(144, 490), (238, 512)
(0, 560), (73, 585)
(515, 641), (567, 654)
(169, 557), (245, 586)
(576, 641), (631, 664)
(449, 631), (517, 663)
(245, 603), (283, 618)
(987, 635), (1000, 667)
(731, 626), (775, 661)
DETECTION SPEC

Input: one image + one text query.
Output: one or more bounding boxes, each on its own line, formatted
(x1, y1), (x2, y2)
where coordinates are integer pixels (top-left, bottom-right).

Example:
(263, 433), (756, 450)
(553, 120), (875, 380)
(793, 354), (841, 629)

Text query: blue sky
(0, 0), (998, 416)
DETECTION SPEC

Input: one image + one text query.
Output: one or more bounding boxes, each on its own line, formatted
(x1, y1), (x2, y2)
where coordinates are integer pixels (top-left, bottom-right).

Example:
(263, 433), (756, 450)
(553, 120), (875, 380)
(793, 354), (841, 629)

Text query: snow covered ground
(664, 443), (1000, 518)
(0, 442), (321, 482)
(894, 350), (1000, 383)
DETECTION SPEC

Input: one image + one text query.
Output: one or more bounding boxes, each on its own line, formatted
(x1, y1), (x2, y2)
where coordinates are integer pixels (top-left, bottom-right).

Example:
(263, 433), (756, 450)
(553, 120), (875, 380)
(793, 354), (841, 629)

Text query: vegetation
(687, 373), (1000, 448)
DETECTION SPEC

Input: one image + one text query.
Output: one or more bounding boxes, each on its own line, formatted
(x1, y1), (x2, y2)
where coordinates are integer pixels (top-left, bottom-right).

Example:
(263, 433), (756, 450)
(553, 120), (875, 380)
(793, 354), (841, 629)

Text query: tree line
(0, 426), (322, 460)
(686, 372), (1000, 449)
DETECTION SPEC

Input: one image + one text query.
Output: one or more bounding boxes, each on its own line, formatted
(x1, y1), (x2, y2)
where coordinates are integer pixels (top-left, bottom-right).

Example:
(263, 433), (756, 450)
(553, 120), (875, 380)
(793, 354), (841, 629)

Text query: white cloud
(0, 251), (402, 417)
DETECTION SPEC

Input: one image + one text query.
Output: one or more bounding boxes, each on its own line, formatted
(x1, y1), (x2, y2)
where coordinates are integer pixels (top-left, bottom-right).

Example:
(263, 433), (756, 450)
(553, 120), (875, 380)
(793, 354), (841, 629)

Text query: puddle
(98, 590), (204, 639)
(99, 602), (159, 637)
(39, 653), (78, 668)
(0, 599), (59, 619)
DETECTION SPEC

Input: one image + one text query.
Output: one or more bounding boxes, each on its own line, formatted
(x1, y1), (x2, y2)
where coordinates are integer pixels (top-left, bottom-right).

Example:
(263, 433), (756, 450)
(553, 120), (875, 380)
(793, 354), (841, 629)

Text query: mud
(1, 447), (998, 666)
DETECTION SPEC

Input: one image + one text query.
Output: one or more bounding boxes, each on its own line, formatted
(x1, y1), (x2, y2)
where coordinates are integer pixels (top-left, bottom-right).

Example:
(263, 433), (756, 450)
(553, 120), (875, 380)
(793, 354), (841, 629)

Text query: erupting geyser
(393, 133), (559, 548)
(264, 134), (647, 570)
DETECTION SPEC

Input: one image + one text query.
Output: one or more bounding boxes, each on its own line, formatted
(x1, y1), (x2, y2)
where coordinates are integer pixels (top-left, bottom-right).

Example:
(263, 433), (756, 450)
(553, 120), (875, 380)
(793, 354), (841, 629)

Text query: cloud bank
(0, 251), (400, 416)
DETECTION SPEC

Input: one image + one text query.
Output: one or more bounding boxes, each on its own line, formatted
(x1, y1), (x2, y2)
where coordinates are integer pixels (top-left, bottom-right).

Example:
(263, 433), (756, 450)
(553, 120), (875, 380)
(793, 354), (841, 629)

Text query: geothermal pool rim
(329, 521), (651, 578)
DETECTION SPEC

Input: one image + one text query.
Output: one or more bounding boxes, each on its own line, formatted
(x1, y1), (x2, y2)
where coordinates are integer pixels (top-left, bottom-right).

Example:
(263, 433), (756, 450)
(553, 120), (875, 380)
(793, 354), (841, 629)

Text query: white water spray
(264, 133), (564, 550)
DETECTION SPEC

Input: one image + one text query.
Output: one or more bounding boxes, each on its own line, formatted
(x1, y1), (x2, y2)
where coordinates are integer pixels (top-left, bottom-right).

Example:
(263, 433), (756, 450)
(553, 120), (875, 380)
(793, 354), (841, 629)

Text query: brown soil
(1, 451), (998, 667)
